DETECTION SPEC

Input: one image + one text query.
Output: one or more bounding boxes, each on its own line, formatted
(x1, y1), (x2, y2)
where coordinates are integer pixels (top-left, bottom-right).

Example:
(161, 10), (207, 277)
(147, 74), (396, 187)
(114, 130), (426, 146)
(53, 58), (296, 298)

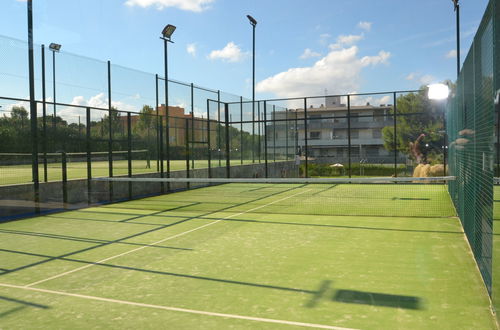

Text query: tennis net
(92, 176), (456, 218)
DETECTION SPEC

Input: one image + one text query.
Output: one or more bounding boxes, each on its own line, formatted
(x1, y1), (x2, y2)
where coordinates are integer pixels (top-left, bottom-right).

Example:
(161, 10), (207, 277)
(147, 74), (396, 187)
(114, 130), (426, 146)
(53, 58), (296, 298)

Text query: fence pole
(155, 74), (160, 172)
(41, 44), (48, 182)
(225, 103), (231, 178)
(264, 101), (268, 178)
(186, 117), (190, 189)
(27, 0), (39, 213)
(258, 102), (261, 163)
(62, 151), (67, 206)
(393, 92), (398, 177)
(127, 113), (132, 199)
(304, 98), (308, 178)
(107, 60), (113, 200)
(240, 96), (243, 165)
(191, 83), (195, 170)
(207, 99), (212, 178)
(347, 95), (352, 178)
(273, 105), (276, 162)
(86, 107), (91, 205)
(285, 108), (289, 160)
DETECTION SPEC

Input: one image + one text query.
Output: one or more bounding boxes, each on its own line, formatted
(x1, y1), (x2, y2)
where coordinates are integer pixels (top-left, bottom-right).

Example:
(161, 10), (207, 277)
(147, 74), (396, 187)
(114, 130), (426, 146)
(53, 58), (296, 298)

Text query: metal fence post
(264, 101), (268, 178)
(347, 95), (352, 178)
(304, 98), (308, 178)
(273, 105), (276, 162)
(240, 96), (243, 164)
(86, 107), (91, 205)
(41, 44), (48, 182)
(285, 108), (289, 160)
(207, 99), (212, 178)
(127, 112), (132, 199)
(185, 117), (190, 189)
(393, 92), (398, 177)
(191, 83), (195, 170)
(155, 74), (160, 172)
(62, 151), (67, 206)
(107, 60), (113, 200)
(225, 103), (231, 178)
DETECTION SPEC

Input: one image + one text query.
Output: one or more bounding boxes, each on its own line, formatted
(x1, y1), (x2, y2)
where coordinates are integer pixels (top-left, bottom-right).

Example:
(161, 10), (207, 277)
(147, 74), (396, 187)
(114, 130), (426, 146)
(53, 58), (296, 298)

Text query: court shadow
(332, 289), (422, 310)
(0, 295), (50, 318)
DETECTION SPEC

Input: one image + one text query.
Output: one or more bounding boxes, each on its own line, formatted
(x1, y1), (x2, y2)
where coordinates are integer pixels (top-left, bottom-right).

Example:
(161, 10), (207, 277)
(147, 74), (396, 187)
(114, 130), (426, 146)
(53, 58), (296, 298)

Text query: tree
(382, 86), (446, 164)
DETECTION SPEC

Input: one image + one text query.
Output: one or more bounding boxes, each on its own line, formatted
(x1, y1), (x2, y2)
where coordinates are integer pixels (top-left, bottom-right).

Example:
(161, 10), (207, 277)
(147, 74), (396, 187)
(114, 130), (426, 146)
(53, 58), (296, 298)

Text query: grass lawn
(0, 183), (497, 329)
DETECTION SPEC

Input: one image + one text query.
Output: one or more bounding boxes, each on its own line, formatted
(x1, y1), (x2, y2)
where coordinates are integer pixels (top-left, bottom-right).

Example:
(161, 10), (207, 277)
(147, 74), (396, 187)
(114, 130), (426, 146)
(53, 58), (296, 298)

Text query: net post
(393, 92), (398, 177)
(185, 117), (190, 189)
(225, 102), (231, 178)
(304, 98), (308, 178)
(62, 151), (67, 207)
(107, 60), (113, 201)
(264, 101), (268, 178)
(41, 44), (48, 183)
(207, 99), (212, 178)
(127, 112), (132, 200)
(347, 95), (352, 178)
(86, 107), (91, 205)
(240, 96), (243, 165)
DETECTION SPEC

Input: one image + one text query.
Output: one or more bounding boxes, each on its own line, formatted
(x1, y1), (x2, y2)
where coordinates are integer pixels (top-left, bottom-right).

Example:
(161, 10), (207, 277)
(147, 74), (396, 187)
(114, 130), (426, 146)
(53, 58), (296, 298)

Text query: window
(372, 129), (382, 138)
(351, 113), (359, 122)
(351, 130), (359, 139)
(310, 131), (321, 140)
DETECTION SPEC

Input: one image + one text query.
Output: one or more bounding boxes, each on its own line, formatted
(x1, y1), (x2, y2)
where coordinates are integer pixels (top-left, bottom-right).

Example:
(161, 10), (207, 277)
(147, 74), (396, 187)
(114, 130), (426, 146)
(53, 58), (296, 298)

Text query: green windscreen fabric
(447, 0), (495, 296)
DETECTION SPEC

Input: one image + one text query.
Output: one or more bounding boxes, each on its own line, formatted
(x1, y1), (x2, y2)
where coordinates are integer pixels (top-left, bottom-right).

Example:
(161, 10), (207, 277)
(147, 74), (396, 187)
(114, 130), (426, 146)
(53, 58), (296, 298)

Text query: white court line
(0, 283), (357, 330)
(26, 189), (311, 287)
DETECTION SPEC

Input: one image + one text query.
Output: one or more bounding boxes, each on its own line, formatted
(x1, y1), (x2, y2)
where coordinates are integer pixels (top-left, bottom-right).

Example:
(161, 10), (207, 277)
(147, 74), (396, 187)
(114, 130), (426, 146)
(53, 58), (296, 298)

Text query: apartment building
(268, 96), (407, 164)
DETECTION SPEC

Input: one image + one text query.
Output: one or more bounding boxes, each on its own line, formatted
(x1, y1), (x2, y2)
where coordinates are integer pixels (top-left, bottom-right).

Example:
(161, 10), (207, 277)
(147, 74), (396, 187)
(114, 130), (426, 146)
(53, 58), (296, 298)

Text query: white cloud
(71, 93), (136, 112)
(256, 45), (391, 99)
(406, 72), (416, 81)
(299, 48), (321, 59)
(187, 43), (197, 57)
(405, 72), (436, 85)
(358, 21), (372, 31)
(124, 0), (214, 12)
(445, 49), (457, 59)
(329, 34), (364, 50)
(319, 33), (331, 45)
(208, 42), (247, 63)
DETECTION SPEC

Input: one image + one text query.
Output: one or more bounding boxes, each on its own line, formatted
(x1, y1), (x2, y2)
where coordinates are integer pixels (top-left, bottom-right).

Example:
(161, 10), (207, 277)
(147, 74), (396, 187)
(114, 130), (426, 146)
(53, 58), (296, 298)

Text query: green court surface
(0, 183), (497, 329)
(0, 159), (260, 186)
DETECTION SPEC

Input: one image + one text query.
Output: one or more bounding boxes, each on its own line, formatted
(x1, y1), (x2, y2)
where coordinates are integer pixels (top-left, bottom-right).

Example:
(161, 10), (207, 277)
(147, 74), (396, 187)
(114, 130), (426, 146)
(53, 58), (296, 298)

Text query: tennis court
(0, 180), (496, 329)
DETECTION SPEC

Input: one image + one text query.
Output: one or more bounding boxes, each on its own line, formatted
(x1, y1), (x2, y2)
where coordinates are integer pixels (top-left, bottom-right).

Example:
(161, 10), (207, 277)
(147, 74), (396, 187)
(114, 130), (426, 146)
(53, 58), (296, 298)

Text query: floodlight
(162, 24), (176, 39)
(427, 84), (450, 100)
(247, 15), (257, 26)
(49, 43), (61, 52)
(452, 0), (459, 11)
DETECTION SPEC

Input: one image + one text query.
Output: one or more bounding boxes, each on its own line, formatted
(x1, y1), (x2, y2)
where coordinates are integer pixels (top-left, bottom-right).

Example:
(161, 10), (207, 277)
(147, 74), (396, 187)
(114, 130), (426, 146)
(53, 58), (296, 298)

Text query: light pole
(452, 0), (460, 78)
(247, 15), (257, 163)
(49, 43), (61, 128)
(161, 24), (176, 186)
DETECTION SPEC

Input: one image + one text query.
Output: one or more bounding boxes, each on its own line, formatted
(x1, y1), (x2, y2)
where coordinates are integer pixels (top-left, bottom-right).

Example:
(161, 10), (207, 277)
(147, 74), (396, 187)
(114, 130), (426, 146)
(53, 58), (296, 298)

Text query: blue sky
(0, 0), (490, 104)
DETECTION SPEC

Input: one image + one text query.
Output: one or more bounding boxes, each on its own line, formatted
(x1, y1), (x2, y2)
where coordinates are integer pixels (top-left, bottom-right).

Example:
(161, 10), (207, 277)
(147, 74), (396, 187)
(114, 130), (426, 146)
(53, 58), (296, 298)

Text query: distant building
(268, 98), (407, 164)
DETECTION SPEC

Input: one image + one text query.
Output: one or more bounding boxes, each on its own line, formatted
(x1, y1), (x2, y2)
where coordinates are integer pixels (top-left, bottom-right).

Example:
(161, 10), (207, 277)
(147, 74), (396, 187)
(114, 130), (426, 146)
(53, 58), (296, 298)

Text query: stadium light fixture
(49, 43), (61, 52)
(161, 24), (176, 40)
(427, 84), (450, 100)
